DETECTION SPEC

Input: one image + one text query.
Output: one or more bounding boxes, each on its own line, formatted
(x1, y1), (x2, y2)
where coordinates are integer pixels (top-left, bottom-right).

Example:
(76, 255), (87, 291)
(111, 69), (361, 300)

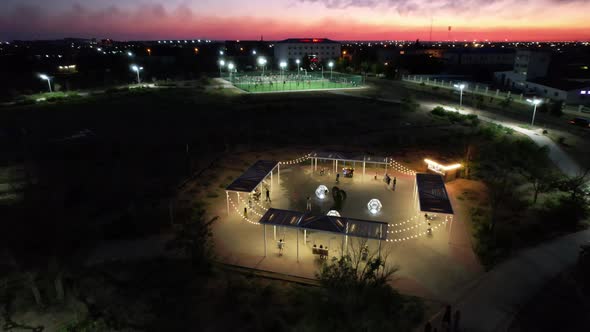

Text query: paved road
(433, 103), (583, 177)
(453, 229), (590, 332)
(330, 90), (583, 177)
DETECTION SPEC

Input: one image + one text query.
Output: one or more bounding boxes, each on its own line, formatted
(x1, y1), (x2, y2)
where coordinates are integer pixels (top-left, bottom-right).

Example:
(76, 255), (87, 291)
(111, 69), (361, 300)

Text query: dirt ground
(179, 149), (485, 303)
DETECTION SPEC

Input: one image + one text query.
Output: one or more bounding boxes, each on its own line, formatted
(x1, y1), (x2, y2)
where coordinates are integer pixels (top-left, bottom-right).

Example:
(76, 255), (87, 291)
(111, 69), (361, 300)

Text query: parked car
(568, 117), (590, 128)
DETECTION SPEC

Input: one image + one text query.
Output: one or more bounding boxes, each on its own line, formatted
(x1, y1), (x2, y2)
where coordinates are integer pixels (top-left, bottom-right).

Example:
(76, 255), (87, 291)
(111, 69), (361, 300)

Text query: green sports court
(223, 71), (365, 93)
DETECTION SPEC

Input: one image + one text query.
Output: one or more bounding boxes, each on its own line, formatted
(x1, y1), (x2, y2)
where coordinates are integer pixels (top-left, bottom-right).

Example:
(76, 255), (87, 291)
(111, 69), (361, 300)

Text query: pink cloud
(0, 3), (588, 41)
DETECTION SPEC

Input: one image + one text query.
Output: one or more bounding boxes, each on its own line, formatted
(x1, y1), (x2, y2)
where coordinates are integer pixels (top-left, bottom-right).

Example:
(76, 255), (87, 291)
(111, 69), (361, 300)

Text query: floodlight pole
(46, 78), (52, 92)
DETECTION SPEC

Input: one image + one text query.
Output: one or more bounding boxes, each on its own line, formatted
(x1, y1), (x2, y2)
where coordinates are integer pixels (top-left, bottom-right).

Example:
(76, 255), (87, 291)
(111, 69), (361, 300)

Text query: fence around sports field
(223, 71), (364, 93)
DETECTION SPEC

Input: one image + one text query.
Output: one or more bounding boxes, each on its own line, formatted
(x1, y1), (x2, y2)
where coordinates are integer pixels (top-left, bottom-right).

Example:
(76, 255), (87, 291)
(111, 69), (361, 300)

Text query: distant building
(495, 49), (551, 89)
(443, 48), (515, 66)
(494, 48), (590, 104)
(274, 38), (341, 63)
(523, 79), (590, 105)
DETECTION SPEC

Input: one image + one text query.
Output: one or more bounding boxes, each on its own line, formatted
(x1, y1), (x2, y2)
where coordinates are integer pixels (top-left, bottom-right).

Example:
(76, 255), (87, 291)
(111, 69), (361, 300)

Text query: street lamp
(126, 51), (133, 57)
(218, 59), (225, 77)
(130, 64), (143, 84)
(39, 74), (52, 92)
(453, 83), (466, 109)
(279, 61), (287, 81)
(257, 57), (267, 77)
(252, 50), (257, 55)
(295, 59), (301, 78)
(328, 61), (334, 80)
(228, 62), (235, 81)
(526, 98), (542, 126)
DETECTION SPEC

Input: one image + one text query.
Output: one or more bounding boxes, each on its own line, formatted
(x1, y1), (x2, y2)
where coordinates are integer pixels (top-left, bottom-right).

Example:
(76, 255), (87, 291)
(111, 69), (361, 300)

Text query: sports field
(225, 71), (364, 93)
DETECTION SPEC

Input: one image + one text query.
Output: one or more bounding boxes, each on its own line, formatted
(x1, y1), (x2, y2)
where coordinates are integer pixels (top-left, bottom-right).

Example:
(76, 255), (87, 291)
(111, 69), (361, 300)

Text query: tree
(557, 169), (590, 201)
(528, 170), (557, 204)
(401, 93), (420, 112)
(297, 240), (423, 331)
(167, 206), (217, 270)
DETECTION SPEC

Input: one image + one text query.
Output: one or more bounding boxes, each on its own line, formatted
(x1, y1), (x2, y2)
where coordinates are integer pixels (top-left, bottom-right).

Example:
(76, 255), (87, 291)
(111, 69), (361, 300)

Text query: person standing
(266, 188), (271, 202)
(306, 196), (312, 211)
(442, 305), (452, 330)
(336, 173), (340, 183)
(244, 207), (248, 218)
(393, 177), (397, 190)
(453, 310), (461, 332)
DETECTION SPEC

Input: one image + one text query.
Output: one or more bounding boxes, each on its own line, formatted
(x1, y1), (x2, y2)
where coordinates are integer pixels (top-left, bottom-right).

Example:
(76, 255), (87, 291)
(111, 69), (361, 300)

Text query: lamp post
(218, 59), (225, 78)
(526, 98), (542, 127)
(39, 74), (52, 92)
(130, 65), (143, 84)
(453, 83), (466, 109)
(257, 57), (267, 77)
(279, 61), (287, 81)
(295, 59), (300, 79)
(328, 61), (334, 80)
(228, 62), (235, 81)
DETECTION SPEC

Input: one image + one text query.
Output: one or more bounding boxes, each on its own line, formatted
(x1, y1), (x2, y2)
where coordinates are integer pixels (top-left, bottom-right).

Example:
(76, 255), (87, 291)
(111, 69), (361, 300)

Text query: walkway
(452, 229), (590, 332)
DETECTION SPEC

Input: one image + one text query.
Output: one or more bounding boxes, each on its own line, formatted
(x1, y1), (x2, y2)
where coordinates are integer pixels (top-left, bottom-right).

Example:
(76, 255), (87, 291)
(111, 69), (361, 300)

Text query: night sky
(1, 0), (589, 41)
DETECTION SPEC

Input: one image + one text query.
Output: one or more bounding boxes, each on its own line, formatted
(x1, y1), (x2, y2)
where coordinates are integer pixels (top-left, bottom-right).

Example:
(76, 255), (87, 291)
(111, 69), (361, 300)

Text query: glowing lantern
(367, 199), (382, 215)
(315, 185), (328, 199)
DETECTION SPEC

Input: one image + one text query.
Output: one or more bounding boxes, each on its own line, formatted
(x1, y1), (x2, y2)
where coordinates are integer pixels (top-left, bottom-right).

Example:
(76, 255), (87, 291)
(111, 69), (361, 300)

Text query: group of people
(244, 187), (271, 218)
(312, 244), (329, 260)
(384, 173), (397, 190)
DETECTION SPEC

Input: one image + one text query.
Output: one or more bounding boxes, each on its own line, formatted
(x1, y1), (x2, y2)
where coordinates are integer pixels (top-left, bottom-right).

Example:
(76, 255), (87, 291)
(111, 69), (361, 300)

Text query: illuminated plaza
(205, 152), (482, 300)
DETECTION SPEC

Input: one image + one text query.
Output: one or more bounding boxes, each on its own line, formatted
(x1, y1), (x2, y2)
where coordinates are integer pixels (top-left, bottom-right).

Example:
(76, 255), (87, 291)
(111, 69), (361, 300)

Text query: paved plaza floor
(210, 159), (483, 302)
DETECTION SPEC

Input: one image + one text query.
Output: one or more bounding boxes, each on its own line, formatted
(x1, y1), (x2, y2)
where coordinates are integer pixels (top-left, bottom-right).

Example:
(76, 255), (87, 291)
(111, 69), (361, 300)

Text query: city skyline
(1, 0), (590, 41)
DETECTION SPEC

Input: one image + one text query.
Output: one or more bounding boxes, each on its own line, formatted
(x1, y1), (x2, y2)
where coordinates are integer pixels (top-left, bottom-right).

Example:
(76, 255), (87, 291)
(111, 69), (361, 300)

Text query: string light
(279, 153), (312, 165)
(388, 157), (416, 176)
(386, 215), (452, 242)
(238, 195), (267, 218)
(228, 196), (260, 225)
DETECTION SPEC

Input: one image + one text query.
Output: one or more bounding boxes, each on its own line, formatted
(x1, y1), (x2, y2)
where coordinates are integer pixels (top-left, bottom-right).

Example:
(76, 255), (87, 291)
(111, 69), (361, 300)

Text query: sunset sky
(1, 0), (589, 41)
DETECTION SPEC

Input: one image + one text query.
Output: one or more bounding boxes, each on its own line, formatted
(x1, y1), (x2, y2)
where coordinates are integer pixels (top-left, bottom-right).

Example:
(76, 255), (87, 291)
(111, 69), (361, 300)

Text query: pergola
(415, 173), (454, 214)
(225, 160), (280, 215)
(258, 208), (388, 262)
(415, 173), (455, 242)
(309, 151), (390, 177)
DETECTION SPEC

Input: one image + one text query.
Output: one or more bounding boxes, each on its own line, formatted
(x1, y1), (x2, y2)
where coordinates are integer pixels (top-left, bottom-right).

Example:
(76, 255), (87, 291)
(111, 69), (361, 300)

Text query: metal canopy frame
(309, 151), (391, 178)
(259, 208), (387, 261)
(225, 160), (280, 193)
(415, 173), (454, 214)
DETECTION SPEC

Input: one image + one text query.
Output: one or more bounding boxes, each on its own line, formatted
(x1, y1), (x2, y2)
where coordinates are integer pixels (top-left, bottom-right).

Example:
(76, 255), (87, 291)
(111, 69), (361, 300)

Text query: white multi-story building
(274, 38), (341, 63)
(495, 49), (551, 89)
